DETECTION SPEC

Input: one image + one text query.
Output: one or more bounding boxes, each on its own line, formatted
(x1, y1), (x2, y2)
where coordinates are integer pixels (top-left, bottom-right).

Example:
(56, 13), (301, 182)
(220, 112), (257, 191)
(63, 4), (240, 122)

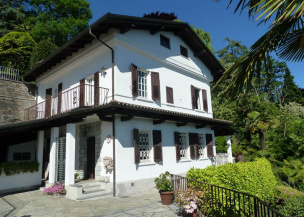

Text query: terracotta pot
(185, 210), (197, 217)
(159, 191), (174, 205)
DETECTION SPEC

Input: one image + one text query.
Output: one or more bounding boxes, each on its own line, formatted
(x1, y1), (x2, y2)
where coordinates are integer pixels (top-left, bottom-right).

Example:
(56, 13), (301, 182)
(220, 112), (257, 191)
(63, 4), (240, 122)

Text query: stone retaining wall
(0, 79), (35, 125)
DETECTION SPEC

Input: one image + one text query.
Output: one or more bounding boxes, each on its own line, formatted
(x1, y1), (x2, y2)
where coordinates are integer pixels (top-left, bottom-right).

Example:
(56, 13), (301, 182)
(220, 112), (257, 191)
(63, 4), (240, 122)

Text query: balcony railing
(171, 174), (284, 217)
(24, 84), (109, 121)
(0, 66), (20, 81)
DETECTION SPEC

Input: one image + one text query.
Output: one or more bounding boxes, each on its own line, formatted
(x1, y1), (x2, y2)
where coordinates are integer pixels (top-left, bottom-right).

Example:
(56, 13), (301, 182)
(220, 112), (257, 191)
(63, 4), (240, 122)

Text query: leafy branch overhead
(214, 0), (304, 96)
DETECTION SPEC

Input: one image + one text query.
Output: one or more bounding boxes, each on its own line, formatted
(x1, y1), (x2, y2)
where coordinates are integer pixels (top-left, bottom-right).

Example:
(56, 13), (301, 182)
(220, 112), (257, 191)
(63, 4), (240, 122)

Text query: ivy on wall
(0, 161), (39, 176)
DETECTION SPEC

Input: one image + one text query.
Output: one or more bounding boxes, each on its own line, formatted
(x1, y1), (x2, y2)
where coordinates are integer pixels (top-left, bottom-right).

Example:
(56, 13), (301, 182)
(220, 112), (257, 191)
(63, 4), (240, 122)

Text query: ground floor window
(139, 131), (151, 162)
(198, 134), (206, 157)
(179, 132), (188, 158)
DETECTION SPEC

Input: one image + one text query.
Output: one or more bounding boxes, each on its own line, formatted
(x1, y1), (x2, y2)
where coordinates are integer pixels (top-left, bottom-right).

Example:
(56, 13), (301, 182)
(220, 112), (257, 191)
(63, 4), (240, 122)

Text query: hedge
(187, 158), (277, 202)
(0, 161), (39, 176)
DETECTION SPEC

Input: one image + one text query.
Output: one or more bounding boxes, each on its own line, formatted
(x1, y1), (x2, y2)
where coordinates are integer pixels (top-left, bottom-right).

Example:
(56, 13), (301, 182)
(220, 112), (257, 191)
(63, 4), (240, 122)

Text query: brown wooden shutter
(202, 89), (208, 112)
(45, 88), (52, 117)
(206, 134), (214, 157)
(166, 86), (174, 104)
(189, 133), (199, 159)
(174, 132), (181, 161)
(153, 130), (162, 162)
(94, 72), (100, 106)
(134, 128), (140, 164)
(57, 83), (62, 114)
(131, 64), (138, 96)
(151, 72), (160, 101)
(191, 85), (196, 109)
(79, 79), (85, 107)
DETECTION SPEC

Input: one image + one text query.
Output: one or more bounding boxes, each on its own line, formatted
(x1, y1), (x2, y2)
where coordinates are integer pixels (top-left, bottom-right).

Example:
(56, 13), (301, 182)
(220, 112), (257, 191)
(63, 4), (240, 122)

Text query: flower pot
(160, 191), (174, 205)
(185, 210), (197, 217)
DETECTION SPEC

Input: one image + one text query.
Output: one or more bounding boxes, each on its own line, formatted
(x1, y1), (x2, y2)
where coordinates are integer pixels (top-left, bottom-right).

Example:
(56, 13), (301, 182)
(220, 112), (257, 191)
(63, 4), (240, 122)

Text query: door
(87, 136), (95, 179)
(86, 78), (94, 106)
(55, 137), (66, 182)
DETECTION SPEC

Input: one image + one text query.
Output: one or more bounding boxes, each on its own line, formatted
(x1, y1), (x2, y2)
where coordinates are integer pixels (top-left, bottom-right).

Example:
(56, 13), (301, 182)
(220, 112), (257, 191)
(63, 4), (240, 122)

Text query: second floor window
(138, 70), (148, 97)
(194, 88), (201, 110)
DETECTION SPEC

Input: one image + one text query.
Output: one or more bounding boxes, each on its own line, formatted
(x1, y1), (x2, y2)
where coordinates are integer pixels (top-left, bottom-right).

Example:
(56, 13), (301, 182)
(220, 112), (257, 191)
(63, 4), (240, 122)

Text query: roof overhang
(0, 101), (235, 140)
(23, 13), (225, 82)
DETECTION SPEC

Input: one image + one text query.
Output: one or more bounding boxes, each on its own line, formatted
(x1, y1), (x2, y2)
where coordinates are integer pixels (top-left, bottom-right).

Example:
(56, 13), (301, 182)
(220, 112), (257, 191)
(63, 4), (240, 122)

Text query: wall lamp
(101, 67), (107, 76)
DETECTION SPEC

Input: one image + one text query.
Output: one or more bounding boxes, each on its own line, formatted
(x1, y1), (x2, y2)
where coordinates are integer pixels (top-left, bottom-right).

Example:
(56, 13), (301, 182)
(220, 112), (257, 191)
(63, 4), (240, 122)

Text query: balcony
(24, 84), (109, 121)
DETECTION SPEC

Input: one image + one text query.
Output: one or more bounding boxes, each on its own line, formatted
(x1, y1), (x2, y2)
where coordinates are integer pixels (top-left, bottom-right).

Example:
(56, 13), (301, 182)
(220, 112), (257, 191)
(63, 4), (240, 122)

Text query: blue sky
(88, 0), (303, 88)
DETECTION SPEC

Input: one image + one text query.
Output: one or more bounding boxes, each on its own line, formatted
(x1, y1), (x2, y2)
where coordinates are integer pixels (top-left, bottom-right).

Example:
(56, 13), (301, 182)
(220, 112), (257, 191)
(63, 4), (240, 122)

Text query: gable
(23, 13), (224, 82)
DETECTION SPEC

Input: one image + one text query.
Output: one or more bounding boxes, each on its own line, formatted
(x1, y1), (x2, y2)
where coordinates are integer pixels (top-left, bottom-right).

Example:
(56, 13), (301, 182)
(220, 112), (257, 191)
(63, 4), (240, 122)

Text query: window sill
(166, 103), (175, 107)
(136, 97), (154, 103)
(198, 157), (209, 161)
(138, 161), (156, 166)
(194, 109), (206, 113)
(179, 159), (191, 163)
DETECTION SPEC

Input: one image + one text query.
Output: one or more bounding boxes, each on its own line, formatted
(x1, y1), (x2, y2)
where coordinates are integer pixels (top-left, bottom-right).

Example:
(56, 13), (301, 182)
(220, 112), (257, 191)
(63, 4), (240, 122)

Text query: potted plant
(175, 188), (204, 217)
(154, 171), (174, 205)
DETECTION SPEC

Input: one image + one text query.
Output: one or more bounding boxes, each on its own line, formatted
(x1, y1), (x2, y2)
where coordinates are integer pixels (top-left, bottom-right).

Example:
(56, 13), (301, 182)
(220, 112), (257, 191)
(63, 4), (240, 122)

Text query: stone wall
(0, 79), (36, 125)
(78, 122), (102, 178)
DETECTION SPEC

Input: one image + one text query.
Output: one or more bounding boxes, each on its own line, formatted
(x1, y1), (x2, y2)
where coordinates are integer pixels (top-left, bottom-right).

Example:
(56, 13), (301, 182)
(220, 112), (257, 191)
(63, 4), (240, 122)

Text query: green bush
(0, 161), (39, 176)
(276, 186), (304, 216)
(187, 158), (277, 202)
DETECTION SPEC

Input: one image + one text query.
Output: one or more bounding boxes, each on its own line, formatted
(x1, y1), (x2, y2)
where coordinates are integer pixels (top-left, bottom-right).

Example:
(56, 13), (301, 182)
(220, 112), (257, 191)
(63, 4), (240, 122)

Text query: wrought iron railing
(0, 66), (20, 81)
(24, 84), (109, 121)
(170, 174), (284, 217)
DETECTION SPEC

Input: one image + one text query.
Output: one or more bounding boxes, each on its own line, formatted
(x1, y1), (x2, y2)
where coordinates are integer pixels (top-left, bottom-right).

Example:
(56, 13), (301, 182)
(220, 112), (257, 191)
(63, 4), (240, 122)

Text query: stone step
(82, 184), (101, 192)
(76, 191), (112, 201)
(83, 188), (106, 194)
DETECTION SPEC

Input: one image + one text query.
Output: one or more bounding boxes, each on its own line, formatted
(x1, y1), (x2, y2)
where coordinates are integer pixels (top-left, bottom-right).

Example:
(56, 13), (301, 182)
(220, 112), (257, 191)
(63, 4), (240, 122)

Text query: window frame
(85, 76), (94, 106)
(180, 45), (188, 58)
(160, 34), (170, 49)
(138, 130), (153, 163)
(198, 134), (207, 158)
(179, 132), (189, 159)
(194, 88), (201, 110)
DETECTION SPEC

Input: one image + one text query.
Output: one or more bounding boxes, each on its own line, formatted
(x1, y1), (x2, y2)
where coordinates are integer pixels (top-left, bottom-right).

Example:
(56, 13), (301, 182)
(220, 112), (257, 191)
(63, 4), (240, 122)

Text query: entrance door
(87, 136), (95, 179)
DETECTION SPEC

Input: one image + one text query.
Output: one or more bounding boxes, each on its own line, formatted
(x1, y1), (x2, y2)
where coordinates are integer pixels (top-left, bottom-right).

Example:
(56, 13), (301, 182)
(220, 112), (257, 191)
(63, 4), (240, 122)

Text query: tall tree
(0, 0), (28, 37)
(215, 0), (304, 96)
(27, 0), (92, 47)
(143, 11), (177, 21)
(282, 70), (304, 106)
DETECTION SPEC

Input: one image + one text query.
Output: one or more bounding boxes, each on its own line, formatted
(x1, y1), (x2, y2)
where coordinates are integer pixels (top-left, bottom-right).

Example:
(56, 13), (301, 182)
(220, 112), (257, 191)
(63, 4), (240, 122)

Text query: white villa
(0, 13), (234, 200)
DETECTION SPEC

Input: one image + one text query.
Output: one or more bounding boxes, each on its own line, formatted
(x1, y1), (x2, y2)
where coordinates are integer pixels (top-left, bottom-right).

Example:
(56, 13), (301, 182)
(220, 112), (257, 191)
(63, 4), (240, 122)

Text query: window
(166, 86), (174, 104)
(180, 45), (188, 58)
(138, 131), (151, 162)
(179, 133), (188, 158)
(195, 88), (201, 109)
(86, 77), (94, 106)
(138, 70), (148, 97)
(160, 35), (170, 49)
(198, 134), (206, 157)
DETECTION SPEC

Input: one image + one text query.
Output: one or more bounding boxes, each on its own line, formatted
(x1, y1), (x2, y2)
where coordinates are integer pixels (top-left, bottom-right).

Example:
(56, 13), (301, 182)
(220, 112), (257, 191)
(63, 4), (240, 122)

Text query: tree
(0, 0), (28, 37)
(0, 31), (36, 72)
(29, 38), (57, 69)
(215, 0), (304, 96)
(27, 0), (92, 47)
(143, 11), (177, 21)
(282, 70), (304, 106)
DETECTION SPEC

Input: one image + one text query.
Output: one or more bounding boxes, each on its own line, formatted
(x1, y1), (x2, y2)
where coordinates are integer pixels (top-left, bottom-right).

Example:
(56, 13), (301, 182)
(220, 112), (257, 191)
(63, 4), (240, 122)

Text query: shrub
(276, 186), (304, 216)
(44, 182), (67, 195)
(154, 171), (173, 192)
(0, 161), (39, 176)
(187, 158), (277, 202)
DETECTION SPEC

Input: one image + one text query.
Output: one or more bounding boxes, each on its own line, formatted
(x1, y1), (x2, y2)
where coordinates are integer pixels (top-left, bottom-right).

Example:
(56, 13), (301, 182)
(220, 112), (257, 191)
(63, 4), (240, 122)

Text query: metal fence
(171, 174), (285, 217)
(24, 84), (109, 121)
(0, 66), (20, 81)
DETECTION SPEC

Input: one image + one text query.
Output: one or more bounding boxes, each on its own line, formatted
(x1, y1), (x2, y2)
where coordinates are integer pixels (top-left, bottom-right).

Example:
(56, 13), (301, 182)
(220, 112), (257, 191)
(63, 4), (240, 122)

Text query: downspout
(89, 28), (116, 197)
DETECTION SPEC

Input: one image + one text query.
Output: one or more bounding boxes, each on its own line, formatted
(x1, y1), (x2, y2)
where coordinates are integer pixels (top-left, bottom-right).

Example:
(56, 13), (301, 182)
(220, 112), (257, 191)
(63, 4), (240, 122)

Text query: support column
(37, 131), (44, 177)
(65, 123), (76, 185)
(226, 135), (233, 163)
(49, 127), (59, 184)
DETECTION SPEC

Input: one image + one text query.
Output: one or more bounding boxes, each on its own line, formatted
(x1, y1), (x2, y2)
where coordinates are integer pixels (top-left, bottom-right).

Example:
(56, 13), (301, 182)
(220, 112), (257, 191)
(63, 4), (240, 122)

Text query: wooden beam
(174, 28), (188, 36)
(196, 124), (206, 129)
(120, 24), (135, 34)
(153, 119), (165, 125)
(150, 26), (164, 35)
(176, 122), (187, 127)
(98, 115), (113, 122)
(194, 49), (206, 57)
(121, 115), (133, 122)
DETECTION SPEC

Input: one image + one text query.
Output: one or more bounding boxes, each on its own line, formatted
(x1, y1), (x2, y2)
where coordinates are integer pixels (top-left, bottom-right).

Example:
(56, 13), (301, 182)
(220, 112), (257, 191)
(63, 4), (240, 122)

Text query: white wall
(115, 116), (215, 183)
(0, 171), (41, 193)
(7, 140), (37, 162)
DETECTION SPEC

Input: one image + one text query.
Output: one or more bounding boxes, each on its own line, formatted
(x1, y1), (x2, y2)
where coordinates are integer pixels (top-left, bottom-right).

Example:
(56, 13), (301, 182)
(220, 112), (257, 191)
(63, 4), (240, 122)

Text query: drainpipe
(89, 28), (116, 197)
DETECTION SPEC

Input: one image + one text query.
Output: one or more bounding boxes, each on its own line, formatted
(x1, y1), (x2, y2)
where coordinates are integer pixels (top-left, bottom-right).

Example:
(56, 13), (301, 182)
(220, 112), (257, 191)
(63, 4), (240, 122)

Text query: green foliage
(0, 161), (39, 176)
(154, 171), (173, 192)
(276, 186), (304, 216)
(29, 38), (57, 69)
(28, 0), (92, 47)
(187, 158), (278, 202)
(143, 11), (177, 21)
(192, 26), (214, 53)
(0, 31), (36, 72)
